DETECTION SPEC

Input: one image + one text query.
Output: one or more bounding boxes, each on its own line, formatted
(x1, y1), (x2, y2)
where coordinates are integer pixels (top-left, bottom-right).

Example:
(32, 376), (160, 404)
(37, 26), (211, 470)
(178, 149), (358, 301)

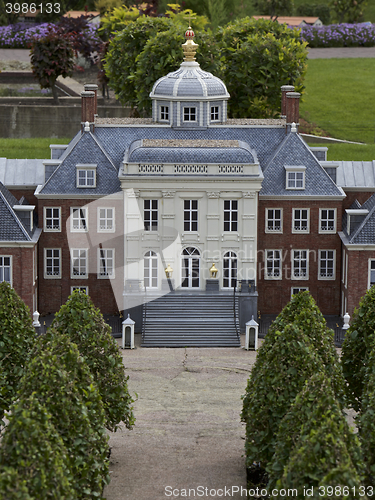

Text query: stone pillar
(280, 85), (294, 118)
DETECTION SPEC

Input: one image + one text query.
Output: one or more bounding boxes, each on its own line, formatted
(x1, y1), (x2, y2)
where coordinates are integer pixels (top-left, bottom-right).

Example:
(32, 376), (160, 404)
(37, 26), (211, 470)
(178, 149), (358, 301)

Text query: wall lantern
(165, 264), (173, 279)
(209, 263), (218, 278)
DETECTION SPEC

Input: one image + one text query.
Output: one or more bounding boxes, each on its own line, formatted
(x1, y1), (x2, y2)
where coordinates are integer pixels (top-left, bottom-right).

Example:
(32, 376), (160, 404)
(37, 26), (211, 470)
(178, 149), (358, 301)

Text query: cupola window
(183, 107), (196, 122)
(211, 106), (220, 121)
(160, 105), (169, 121)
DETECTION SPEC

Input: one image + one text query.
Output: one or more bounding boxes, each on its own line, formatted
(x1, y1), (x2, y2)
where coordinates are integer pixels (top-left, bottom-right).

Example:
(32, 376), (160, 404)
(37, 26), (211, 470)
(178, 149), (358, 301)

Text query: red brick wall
(342, 191), (374, 210)
(257, 198), (343, 315)
(37, 198), (123, 315)
(8, 188), (38, 207)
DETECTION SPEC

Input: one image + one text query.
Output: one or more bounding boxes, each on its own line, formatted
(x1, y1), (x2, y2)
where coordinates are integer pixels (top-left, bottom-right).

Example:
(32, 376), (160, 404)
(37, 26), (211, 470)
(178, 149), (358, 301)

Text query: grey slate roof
(0, 182), (33, 241)
(335, 160), (375, 189)
(342, 194), (375, 244)
(0, 158), (45, 187)
(39, 131), (121, 196)
(260, 131), (344, 197)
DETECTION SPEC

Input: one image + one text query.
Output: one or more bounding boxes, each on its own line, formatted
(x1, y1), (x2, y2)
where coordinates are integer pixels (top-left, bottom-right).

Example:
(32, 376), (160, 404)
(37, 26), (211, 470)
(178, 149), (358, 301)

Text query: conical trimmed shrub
(51, 290), (134, 431)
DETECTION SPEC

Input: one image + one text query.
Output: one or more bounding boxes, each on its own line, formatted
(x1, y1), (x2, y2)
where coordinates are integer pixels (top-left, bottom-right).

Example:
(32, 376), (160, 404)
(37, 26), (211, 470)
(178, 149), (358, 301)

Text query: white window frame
(368, 258), (375, 289)
(345, 251), (348, 288)
(183, 106), (197, 122)
(44, 248), (61, 279)
(144, 250), (158, 289)
(71, 286), (88, 295)
(97, 207), (115, 233)
(97, 248), (115, 279)
(184, 200), (198, 232)
(291, 287), (309, 299)
(76, 164), (96, 188)
(210, 105), (220, 122)
(292, 208), (310, 233)
(265, 250), (282, 280)
(292, 249), (309, 280)
(265, 208), (283, 233)
(70, 207), (88, 232)
(319, 208), (337, 234)
(44, 206), (61, 232)
(144, 200), (158, 232)
(223, 251), (238, 288)
(224, 200), (238, 232)
(71, 248), (88, 279)
(0, 255), (12, 286)
(285, 166), (306, 190)
(160, 105), (169, 121)
(318, 249), (336, 280)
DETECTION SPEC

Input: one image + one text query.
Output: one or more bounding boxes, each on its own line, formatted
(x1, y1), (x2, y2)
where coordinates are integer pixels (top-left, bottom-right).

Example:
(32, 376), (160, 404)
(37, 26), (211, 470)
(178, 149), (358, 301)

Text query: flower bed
(300, 23), (375, 48)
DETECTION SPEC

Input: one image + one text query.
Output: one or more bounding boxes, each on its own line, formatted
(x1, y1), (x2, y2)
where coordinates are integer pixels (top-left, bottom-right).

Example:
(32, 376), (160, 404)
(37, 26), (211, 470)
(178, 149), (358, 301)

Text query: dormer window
(76, 164), (96, 188)
(285, 166), (306, 190)
(211, 106), (219, 121)
(183, 107), (196, 122)
(160, 105), (169, 121)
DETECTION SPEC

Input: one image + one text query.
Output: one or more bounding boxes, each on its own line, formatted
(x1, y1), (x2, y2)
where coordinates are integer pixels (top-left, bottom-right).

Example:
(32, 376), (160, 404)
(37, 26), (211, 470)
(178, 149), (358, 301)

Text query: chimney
(280, 85), (294, 118)
(286, 92), (300, 128)
(84, 84), (98, 116)
(81, 91), (95, 132)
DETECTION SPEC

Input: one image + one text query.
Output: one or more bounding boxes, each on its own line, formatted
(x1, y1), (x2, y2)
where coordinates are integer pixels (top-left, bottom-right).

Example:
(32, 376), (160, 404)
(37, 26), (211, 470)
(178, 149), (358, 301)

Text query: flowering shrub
(300, 23), (375, 47)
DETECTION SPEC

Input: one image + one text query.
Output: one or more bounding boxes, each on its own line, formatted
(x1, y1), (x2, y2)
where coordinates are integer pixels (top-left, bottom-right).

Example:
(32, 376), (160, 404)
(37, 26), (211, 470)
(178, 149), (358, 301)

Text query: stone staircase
(141, 291), (240, 347)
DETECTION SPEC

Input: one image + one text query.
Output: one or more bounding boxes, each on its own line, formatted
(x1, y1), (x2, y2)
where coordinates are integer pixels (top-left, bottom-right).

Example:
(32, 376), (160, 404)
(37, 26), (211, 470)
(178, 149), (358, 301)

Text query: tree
(19, 333), (110, 499)
(341, 285), (375, 412)
(330, 0), (367, 23)
(0, 282), (37, 423)
(252, 0), (293, 18)
(30, 27), (75, 104)
(0, 394), (75, 500)
(99, 5), (141, 40)
(220, 17), (307, 118)
(268, 372), (364, 490)
(51, 290), (135, 431)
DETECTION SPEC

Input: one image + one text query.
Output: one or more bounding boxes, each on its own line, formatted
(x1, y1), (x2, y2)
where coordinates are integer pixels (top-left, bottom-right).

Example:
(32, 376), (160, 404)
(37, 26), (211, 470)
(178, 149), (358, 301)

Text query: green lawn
(300, 58), (375, 145)
(305, 142), (375, 161)
(0, 137), (72, 159)
(292, 0), (375, 22)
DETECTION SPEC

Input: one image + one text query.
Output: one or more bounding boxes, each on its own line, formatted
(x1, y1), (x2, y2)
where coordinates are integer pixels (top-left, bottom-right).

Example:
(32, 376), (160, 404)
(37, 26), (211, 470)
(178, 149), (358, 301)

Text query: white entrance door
(181, 247), (200, 288)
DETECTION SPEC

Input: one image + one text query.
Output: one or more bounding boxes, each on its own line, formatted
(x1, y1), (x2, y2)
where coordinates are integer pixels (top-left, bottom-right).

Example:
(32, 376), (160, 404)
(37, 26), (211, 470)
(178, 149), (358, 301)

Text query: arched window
(144, 251), (158, 288)
(223, 251), (237, 288)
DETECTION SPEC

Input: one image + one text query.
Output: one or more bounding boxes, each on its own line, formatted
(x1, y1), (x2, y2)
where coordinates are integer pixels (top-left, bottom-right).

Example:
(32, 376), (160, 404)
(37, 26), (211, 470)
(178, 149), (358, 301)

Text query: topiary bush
(268, 372), (364, 490)
(0, 467), (33, 500)
(0, 394), (75, 499)
(0, 281), (37, 423)
(51, 290), (134, 431)
(242, 323), (325, 469)
(341, 285), (375, 412)
(19, 332), (110, 499)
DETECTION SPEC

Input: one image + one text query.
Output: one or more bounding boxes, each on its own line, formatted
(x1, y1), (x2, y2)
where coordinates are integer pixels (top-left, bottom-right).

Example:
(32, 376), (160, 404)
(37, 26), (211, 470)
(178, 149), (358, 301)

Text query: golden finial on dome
(182, 12), (198, 62)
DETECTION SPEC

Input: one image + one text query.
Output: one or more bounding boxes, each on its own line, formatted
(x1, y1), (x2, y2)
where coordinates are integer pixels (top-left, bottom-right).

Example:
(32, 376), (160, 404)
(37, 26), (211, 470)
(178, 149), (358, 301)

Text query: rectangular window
(71, 249), (88, 279)
(287, 170), (305, 190)
(224, 200), (238, 232)
(211, 106), (219, 121)
(160, 106), (169, 121)
(319, 250), (335, 279)
(265, 250), (282, 280)
(77, 167), (96, 188)
(44, 248), (61, 278)
(0, 256), (11, 285)
(369, 259), (375, 289)
(291, 287), (309, 298)
(292, 209), (309, 233)
(98, 248), (115, 278)
(320, 209), (336, 233)
(71, 207), (88, 232)
(266, 208), (282, 233)
(71, 286), (88, 294)
(184, 200), (198, 232)
(98, 207), (115, 232)
(144, 200), (158, 231)
(292, 250), (308, 280)
(183, 107), (196, 122)
(44, 207), (61, 232)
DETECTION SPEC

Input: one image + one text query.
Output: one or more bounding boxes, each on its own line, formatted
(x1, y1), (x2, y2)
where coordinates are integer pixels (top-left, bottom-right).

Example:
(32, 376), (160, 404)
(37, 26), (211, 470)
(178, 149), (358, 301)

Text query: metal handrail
(233, 280), (240, 340)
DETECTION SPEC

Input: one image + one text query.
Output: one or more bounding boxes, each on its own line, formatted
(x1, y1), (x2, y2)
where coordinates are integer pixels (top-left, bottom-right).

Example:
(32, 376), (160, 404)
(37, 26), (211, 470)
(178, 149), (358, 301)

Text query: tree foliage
(252, 0), (293, 18)
(341, 285), (375, 412)
(30, 27), (75, 104)
(330, 0), (368, 23)
(268, 372), (364, 491)
(19, 333), (109, 499)
(0, 394), (75, 500)
(242, 323), (325, 467)
(0, 281), (37, 423)
(0, 467), (33, 500)
(51, 290), (135, 431)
